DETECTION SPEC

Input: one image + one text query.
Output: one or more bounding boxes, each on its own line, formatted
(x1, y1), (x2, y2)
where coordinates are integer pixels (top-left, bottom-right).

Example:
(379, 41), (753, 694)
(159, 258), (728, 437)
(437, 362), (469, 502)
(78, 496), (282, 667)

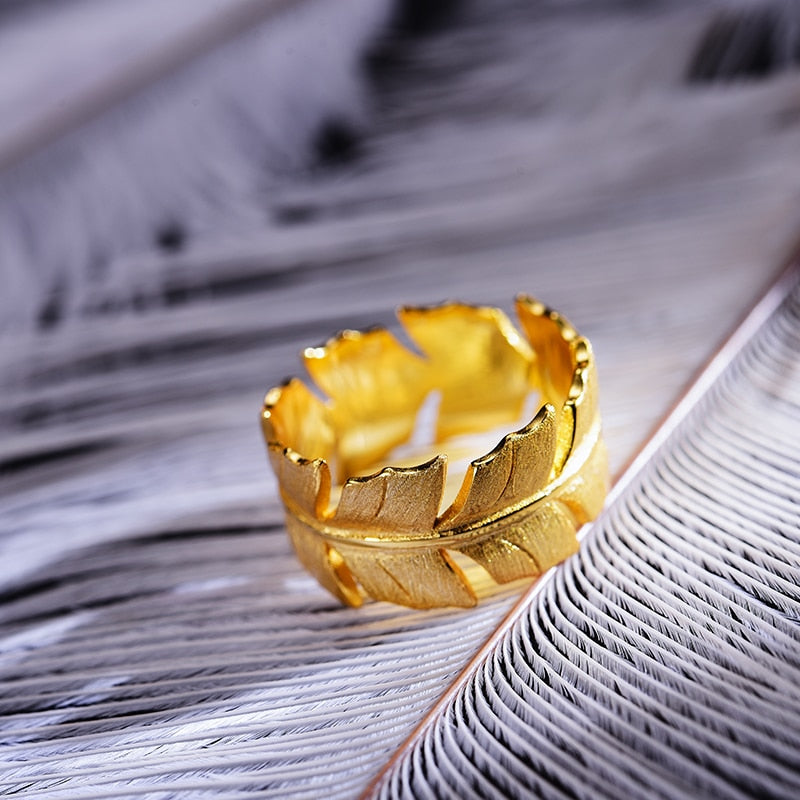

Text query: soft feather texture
(3, 0), (800, 797)
(377, 275), (800, 800)
(0, 0), (392, 331)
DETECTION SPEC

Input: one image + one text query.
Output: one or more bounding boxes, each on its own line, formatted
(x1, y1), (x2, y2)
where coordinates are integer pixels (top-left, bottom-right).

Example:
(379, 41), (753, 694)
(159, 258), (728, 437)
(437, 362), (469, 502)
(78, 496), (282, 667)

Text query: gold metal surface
(262, 297), (608, 609)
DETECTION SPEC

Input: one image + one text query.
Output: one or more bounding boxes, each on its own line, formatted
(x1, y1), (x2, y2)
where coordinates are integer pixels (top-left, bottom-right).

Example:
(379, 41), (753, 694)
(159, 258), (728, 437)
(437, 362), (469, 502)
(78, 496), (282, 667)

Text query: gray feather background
(2, 0), (800, 796)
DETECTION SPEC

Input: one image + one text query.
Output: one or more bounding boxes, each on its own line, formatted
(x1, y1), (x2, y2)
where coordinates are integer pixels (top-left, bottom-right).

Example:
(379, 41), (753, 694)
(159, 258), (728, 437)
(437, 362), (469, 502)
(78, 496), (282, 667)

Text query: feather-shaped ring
(261, 297), (608, 608)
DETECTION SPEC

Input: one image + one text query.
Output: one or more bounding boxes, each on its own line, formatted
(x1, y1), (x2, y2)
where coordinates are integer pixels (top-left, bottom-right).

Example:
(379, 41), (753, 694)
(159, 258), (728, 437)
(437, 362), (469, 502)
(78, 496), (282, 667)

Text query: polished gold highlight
(262, 296), (608, 609)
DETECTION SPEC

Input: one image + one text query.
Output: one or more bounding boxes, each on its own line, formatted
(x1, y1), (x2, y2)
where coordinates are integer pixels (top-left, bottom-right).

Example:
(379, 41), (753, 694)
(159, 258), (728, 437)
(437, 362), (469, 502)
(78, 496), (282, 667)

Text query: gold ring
(261, 296), (608, 609)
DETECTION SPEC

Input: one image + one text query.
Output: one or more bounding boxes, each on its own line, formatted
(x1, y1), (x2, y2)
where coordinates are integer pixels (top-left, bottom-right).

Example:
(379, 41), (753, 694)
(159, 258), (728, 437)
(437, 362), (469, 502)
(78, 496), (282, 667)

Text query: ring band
(261, 296), (608, 609)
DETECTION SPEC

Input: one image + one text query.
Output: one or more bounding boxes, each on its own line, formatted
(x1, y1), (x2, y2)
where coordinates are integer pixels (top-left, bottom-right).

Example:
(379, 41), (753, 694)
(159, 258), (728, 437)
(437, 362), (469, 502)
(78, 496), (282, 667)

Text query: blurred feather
(0, 0), (393, 331)
(3, 0), (800, 797)
(688, 0), (800, 83)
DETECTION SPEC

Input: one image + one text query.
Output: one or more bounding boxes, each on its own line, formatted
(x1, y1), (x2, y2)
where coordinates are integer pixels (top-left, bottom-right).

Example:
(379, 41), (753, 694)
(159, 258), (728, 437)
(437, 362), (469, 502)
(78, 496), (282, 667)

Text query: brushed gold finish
(262, 297), (608, 609)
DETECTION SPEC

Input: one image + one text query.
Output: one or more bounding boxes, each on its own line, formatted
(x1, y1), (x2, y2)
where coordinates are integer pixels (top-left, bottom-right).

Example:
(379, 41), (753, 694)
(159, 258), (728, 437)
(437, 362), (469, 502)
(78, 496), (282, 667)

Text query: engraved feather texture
(262, 298), (608, 608)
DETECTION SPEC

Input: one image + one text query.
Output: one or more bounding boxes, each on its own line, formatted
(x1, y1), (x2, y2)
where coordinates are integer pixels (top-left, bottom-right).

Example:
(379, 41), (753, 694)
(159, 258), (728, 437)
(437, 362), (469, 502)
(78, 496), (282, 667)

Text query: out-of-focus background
(1, 0), (800, 796)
